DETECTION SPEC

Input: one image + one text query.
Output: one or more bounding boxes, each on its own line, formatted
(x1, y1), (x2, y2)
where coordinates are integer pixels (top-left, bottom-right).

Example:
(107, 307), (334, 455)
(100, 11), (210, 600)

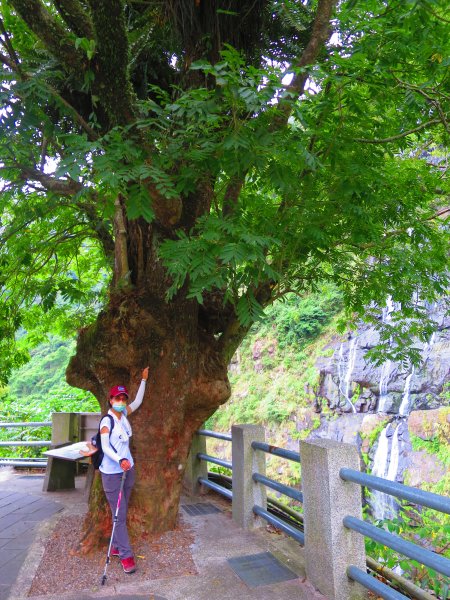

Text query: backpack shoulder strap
(106, 413), (115, 434)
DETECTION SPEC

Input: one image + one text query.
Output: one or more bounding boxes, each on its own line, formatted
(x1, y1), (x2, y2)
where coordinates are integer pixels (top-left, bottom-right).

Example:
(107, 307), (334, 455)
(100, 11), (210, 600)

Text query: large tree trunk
(66, 288), (231, 550)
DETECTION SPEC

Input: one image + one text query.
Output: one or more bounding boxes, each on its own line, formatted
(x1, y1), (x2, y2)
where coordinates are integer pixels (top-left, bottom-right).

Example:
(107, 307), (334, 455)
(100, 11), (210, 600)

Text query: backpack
(91, 414), (117, 469)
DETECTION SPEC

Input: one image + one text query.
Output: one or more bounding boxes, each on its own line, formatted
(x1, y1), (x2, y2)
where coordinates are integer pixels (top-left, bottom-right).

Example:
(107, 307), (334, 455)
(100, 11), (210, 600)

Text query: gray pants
(101, 467), (136, 559)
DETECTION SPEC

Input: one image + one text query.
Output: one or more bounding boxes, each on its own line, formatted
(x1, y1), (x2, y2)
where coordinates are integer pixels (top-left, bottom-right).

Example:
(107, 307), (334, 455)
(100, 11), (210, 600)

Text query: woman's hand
(142, 366), (149, 381)
(119, 458), (132, 471)
(79, 441), (97, 457)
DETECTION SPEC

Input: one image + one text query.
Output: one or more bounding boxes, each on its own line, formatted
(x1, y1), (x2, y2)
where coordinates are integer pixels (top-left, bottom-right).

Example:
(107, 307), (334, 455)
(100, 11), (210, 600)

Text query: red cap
(109, 385), (129, 398)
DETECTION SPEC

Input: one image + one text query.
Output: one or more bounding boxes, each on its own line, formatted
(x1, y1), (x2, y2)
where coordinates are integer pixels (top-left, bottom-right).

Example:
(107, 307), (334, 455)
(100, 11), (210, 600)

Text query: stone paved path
(0, 488), (63, 600)
(0, 469), (328, 600)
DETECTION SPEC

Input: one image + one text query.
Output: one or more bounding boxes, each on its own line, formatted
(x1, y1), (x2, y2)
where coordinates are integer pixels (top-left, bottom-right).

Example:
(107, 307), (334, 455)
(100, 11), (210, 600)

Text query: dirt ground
(29, 513), (198, 596)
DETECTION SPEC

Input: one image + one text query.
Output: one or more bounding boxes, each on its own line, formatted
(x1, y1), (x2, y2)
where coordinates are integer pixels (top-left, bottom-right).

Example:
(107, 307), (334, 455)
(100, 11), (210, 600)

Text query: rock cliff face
(312, 299), (449, 518)
(307, 407), (450, 519)
(316, 300), (450, 414)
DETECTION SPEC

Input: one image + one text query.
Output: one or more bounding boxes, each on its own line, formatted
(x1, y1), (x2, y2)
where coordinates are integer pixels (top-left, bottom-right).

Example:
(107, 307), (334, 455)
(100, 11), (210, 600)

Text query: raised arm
(127, 367), (149, 415)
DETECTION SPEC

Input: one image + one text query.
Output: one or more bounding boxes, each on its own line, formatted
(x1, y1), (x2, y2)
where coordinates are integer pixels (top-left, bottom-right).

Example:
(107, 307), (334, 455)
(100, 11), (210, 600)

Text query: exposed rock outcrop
(316, 300), (450, 414)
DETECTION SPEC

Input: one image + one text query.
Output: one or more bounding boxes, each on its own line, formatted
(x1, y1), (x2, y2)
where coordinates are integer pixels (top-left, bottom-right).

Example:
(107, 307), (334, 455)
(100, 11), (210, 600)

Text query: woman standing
(99, 366), (149, 574)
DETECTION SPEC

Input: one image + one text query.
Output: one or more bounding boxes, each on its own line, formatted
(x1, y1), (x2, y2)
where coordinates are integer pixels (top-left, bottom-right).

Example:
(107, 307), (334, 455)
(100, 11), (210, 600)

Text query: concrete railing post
(43, 412), (79, 492)
(300, 439), (367, 600)
(232, 424), (266, 529)
(51, 412), (79, 445)
(184, 432), (208, 495)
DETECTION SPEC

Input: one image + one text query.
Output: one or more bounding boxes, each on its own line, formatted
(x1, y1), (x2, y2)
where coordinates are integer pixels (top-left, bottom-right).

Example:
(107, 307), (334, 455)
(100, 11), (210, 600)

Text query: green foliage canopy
(0, 0), (449, 383)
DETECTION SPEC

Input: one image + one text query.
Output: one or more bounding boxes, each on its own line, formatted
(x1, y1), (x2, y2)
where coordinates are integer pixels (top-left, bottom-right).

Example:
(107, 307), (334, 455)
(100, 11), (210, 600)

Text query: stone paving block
(0, 547), (23, 568)
(0, 491), (16, 500)
(24, 504), (63, 521)
(0, 538), (11, 550)
(0, 550), (26, 584)
(0, 583), (10, 600)
(0, 512), (25, 530)
(0, 503), (23, 519)
(8, 495), (43, 512)
(2, 531), (36, 550)
(0, 493), (22, 509)
(12, 498), (52, 515)
(0, 519), (36, 539)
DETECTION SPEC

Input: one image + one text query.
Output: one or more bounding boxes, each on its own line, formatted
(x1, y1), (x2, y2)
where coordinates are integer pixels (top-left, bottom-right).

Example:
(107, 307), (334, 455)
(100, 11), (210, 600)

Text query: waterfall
(337, 343), (345, 389)
(399, 367), (415, 417)
(381, 295), (395, 322)
(378, 360), (393, 413)
(424, 331), (437, 362)
(386, 427), (400, 482)
(337, 338), (358, 412)
(377, 296), (396, 413)
(344, 338), (358, 413)
(370, 424), (400, 520)
(370, 427), (391, 519)
(371, 428), (389, 479)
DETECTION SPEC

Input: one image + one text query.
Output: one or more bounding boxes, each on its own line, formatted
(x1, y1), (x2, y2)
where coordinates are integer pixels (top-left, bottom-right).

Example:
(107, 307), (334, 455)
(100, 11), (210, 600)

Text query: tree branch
(0, 17), (22, 73)
(113, 195), (132, 288)
(276, 0), (337, 122)
(392, 77), (450, 135)
(1, 49), (98, 141)
(0, 51), (15, 71)
(53, 0), (94, 39)
(86, 0), (136, 126)
(8, 0), (86, 75)
(354, 119), (441, 144)
(12, 164), (83, 195)
(217, 281), (274, 363)
(426, 6), (450, 24)
(349, 207), (450, 251)
(2, 164), (115, 257)
(222, 177), (243, 218)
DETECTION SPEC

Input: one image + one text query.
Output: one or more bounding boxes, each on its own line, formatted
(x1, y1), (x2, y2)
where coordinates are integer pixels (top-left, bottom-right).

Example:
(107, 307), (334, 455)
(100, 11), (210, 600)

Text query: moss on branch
(53, 0), (94, 39)
(86, 0), (136, 126)
(9, 0), (86, 74)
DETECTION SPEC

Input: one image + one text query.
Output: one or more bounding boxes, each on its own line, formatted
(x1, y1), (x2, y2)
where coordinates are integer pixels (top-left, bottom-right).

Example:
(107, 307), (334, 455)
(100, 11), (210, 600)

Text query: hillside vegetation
(0, 337), (97, 458)
(207, 283), (343, 433)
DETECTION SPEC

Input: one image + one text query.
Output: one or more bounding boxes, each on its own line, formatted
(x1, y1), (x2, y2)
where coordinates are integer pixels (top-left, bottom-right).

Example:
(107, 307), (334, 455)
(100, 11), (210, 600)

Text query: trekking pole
(101, 469), (127, 586)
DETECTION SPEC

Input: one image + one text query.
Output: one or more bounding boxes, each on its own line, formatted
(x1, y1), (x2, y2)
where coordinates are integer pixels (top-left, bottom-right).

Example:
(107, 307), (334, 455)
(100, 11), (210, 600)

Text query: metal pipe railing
(253, 504), (305, 545)
(253, 472), (303, 503)
(197, 452), (232, 470)
(0, 422), (51, 428)
(347, 565), (407, 600)
(0, 421), (51, 466)
(198, 476), (233, 500)
(344, 516), (450, 578)
(251, 441), (300, 463)
(197, 428), (450, 600)
(0, 441), (51, 447)
(197, 429), (232, 442)
(340, 468), (450, 515)
(0, 459), (47, 468)
(0, 457), (47, 462)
